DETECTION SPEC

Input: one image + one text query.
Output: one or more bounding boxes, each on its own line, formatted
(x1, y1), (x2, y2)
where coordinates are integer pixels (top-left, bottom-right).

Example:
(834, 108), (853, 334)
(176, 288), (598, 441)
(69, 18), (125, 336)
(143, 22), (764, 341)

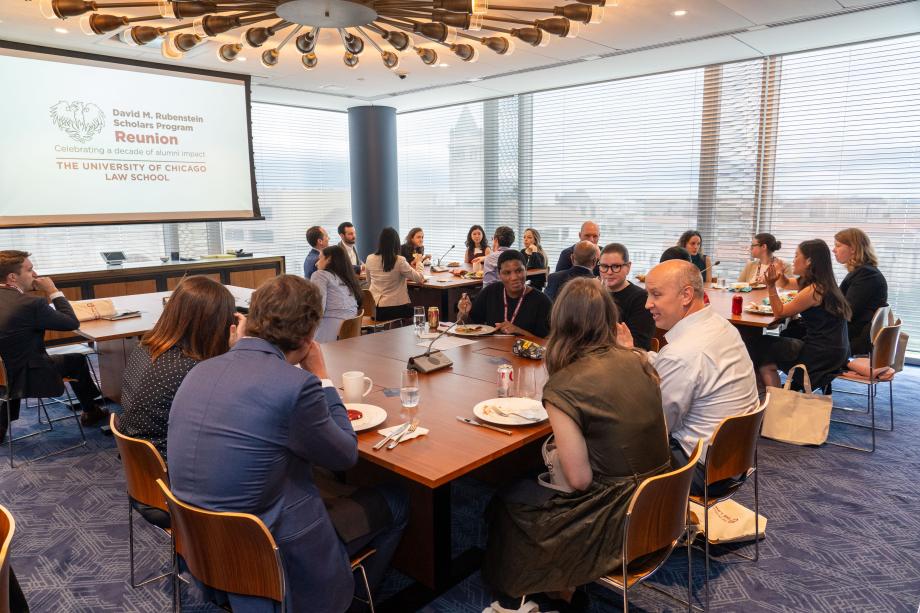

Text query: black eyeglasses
(599, 263), (627, 273)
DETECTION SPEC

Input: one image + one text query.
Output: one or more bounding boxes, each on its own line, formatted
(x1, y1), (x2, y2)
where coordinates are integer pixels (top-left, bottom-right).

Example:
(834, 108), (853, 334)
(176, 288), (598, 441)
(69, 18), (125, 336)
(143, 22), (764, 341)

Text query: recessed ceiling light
(671, 9), (688, 17)
(466, 77), (483, 82)
(438, 63), (449, 68)
(54, 27), (68, 34)
(236, 56), (247, 62)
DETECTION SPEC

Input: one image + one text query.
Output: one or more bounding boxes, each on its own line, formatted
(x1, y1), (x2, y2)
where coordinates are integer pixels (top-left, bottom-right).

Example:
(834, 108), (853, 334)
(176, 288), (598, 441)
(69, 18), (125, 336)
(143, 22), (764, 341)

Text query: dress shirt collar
(0, 284), (23, 294)
(663, 305), (714, 345)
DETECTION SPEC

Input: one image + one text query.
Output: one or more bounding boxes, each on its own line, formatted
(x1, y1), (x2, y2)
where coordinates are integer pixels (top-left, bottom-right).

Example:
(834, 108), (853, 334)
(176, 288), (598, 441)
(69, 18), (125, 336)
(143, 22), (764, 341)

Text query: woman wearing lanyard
(458, 250), (553, 338)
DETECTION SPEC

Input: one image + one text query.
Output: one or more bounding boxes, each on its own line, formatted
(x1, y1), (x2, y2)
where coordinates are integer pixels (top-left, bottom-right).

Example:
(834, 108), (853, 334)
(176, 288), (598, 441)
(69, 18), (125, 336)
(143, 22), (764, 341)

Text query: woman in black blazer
(833, 228), (888, 355)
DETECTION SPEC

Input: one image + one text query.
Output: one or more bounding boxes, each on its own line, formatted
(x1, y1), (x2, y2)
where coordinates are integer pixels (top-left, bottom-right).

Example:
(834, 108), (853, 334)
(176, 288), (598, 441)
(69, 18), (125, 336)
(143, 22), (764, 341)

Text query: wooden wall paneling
(166, 273), (221, 290)
(92, 279), (158, 298)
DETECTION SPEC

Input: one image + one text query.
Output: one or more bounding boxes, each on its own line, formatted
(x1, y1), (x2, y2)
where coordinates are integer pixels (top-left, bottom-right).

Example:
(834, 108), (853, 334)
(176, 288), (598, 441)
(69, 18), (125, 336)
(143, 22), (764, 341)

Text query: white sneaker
(483, 600), (556, 613)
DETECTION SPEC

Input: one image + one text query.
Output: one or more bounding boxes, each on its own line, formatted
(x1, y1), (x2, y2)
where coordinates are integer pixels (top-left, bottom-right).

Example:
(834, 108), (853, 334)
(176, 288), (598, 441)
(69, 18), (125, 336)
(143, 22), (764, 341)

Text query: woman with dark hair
(481, 278), (670, 613)
(366, 227), (425, 321)
(747, 239), (851, 390)
(522, 227), (547, 290)
(678, 230), (712, 284)
(833, 228), (888, 355)
(400, 227), (431, 267)
(119, 276), (242, 460)
(739, 232), (792, 284)
(465, 224), (491, 265)
(311, 245), (362, 343)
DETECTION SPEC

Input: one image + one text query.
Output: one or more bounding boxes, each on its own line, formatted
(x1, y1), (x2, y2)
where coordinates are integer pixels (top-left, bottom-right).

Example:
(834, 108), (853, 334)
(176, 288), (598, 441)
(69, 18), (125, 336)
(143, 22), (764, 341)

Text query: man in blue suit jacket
(168, 275), (407, 612)
(545, 241), (599, 302)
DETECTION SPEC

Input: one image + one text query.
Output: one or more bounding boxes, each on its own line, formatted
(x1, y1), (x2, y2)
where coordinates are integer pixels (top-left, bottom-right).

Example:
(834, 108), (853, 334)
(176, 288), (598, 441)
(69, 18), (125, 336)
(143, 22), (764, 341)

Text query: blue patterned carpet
(2, 365), (920, 612)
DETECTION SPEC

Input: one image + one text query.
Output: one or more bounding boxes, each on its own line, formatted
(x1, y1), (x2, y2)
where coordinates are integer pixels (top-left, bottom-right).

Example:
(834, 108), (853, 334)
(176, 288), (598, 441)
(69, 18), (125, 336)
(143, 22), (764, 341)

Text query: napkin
(377, 423), (429, 442)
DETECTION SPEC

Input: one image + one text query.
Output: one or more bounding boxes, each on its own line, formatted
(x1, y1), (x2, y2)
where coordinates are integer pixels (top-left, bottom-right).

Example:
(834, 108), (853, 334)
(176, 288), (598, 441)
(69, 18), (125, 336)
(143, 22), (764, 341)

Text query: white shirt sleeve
(651, 351), (699, 432)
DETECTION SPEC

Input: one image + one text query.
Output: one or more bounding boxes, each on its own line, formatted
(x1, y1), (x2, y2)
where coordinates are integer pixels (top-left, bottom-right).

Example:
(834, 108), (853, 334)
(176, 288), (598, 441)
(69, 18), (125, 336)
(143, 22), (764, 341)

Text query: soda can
(427, 306), (440, 329)
(732, 294), (744, 315)
(497, 364), (514, 398)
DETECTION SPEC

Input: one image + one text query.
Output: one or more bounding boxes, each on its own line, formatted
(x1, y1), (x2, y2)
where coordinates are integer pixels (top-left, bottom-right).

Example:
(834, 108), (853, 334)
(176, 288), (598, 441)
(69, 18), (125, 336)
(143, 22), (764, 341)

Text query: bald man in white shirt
(620, 259), (758, 495)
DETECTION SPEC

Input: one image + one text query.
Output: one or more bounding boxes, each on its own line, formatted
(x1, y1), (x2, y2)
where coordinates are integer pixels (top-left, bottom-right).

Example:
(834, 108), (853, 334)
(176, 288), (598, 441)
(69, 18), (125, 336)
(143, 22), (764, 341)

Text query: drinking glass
(400, 369), (420, 421)
(516, 366), (537, 399)
(413, 306), (426, 338)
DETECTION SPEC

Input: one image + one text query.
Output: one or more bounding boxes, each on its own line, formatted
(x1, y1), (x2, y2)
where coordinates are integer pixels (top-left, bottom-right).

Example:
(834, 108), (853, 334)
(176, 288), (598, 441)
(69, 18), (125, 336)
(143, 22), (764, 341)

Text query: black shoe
(80, 406), (110, 426)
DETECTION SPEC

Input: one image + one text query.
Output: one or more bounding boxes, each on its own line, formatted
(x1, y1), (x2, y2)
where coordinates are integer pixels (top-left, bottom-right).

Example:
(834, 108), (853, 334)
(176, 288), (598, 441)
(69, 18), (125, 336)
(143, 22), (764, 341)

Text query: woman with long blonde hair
(481, 278), (669, 613)
(833, 228), (888, 355)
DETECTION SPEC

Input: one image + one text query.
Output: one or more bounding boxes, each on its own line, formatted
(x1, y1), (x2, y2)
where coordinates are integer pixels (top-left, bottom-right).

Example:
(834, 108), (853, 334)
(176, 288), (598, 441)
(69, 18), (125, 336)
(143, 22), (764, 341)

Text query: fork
(387, 418), (420, 449)
(491, 406), (542, 422)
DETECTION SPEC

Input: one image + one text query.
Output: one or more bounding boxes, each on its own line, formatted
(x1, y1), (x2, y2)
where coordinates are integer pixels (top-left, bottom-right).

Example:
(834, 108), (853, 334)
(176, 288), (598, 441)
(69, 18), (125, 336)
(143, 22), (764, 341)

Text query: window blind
(222, 103), (351, 275)
(765, 35), (920, 351)
(525, 69), (705, 273)
(397, 103), (488, 263)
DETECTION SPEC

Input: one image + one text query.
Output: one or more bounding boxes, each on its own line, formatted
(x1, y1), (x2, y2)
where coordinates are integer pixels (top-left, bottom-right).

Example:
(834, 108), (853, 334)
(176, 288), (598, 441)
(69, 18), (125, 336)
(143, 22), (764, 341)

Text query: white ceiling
(1, 0), (918, 112)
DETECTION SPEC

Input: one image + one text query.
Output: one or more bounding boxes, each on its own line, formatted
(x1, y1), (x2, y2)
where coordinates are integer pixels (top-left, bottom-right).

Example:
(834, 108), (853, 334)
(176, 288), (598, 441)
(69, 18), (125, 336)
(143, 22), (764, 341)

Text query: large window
(398, 103), (486, 262)
(396, 35), (920, 351)
(767, 36), (920, 346)
(222, 103), (351, 274)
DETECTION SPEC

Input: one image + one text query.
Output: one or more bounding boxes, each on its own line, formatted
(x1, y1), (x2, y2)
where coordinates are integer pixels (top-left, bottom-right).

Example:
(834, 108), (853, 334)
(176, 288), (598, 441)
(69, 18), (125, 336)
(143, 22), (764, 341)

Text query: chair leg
(129, 500), (136, 587)
(26, 391), (86, 464)
(686, 525), (693, 613)
(355, 563), (375, 613)
(828, 380), (878, 452)
(172, 536), (181, 613)
(6, 400), (12, 469)
(704, 493), (710, 611)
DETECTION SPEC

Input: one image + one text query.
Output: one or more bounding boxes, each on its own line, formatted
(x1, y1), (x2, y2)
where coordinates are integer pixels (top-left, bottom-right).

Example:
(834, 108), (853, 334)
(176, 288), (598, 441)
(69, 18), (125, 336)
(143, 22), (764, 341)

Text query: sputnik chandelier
(38, 0), (606, 73)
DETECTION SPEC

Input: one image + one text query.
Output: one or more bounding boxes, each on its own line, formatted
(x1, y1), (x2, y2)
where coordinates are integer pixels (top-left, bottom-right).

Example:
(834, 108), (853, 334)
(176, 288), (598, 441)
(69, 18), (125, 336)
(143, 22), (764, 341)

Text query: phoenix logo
(49, 101), (106, 143)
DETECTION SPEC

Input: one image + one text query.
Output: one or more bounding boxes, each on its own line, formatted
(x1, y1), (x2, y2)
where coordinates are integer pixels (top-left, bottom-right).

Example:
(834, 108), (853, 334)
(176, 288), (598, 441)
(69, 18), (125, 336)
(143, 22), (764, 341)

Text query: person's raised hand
(616, 322), (635, 349)
(299, 340), (330, 380)
(229, 313), (247, 347)
(33, 276), (58, 295)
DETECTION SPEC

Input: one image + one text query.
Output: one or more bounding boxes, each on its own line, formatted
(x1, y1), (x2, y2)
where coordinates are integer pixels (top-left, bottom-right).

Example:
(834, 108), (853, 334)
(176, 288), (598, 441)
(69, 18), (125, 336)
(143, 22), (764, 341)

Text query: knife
(456, 416), (513, 435)
(373, 422), (409, 451)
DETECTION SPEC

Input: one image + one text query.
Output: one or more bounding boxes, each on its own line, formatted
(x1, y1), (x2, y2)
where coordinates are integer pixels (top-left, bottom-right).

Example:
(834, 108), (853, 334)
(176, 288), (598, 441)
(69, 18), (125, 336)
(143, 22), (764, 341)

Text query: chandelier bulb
(261, 48), (280, 67)
(217, 43), (242, 62)
(343, 51), (360, 68)
(302, 52), (318, 70)
(381, 50), (400, 69)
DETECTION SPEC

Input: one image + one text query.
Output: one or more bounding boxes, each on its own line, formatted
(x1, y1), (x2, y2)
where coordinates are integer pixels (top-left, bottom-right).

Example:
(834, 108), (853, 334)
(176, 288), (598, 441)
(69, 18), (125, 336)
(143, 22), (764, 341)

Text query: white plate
(745, 305), (773, 315)
(346, 403), (388, 432)
(452, 324), (497, 337)
(473, 397), (547, 426)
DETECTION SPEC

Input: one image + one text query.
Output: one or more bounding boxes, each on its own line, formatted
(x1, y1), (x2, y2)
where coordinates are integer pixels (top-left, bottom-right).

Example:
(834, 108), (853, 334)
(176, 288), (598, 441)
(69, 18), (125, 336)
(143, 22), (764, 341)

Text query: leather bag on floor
(762, 364), (832, 445)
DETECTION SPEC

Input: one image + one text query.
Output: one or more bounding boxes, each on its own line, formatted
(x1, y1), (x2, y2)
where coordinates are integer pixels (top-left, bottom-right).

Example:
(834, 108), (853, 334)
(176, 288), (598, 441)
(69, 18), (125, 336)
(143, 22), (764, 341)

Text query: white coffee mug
(342, 371), (373, 403)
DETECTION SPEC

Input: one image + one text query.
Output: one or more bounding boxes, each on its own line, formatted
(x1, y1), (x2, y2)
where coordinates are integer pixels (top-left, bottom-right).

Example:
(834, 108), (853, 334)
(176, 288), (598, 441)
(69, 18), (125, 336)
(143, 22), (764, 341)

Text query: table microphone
(436, 245), (456, 267)
(702, 260), (721, 276)
(408, 321), (458, 373)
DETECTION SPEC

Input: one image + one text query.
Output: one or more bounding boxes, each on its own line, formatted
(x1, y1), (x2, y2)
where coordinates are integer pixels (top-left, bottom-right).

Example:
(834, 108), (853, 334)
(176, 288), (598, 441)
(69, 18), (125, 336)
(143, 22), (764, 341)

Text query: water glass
(400, 369), (420, 421)
(413, 306), (426, 338)
(516, 366), (537, 399)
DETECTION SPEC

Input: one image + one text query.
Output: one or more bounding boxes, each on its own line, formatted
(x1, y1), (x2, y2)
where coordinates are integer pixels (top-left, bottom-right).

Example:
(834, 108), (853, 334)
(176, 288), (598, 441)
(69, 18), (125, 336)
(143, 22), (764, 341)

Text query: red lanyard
(503, 287), (530, 324)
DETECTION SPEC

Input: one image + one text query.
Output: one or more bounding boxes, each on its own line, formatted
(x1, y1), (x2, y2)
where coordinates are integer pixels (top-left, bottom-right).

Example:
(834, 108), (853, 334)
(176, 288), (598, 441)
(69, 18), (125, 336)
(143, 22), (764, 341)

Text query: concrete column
(348, 106), (399, 259)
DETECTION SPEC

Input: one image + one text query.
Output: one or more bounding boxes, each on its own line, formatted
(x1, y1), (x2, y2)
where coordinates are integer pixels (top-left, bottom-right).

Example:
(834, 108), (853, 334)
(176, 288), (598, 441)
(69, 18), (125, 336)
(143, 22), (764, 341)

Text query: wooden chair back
(0, 505), (14, 613)
(893, 331), (909, 374)
(868, 306), (891, 347)
(623, 441), (702, 565)
(870, 324), (901, 372)
(156, 480), (284, 603)
(704, 403), (766, 485)
(0, 357), (7, 400)
(111, 414), (169, 512)
(361, 289), (377, 318)
(337, 310), (365, 340)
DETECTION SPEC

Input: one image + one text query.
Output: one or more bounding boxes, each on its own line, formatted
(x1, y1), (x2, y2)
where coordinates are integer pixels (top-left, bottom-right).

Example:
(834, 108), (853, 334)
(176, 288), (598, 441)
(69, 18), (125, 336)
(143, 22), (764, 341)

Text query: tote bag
(761, 364), (832, 445)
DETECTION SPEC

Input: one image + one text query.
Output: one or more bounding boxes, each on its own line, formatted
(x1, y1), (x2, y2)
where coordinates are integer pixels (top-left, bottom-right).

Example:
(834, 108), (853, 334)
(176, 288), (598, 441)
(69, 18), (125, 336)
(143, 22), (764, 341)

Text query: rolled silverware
(373, 422), (409, 451)
(456, 416), (513, 435)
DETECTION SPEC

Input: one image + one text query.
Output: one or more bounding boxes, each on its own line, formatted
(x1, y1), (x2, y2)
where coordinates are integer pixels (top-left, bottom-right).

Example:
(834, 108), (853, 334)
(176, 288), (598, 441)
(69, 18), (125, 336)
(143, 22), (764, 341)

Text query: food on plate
(347, 409), (364, 421)
(456, 325), (484, 333)
(447, 262), (461, 267)
(462, 271), (485, 279)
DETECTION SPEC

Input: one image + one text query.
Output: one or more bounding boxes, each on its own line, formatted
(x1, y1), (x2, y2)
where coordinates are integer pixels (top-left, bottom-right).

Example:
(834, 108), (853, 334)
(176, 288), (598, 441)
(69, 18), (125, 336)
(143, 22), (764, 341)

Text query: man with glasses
(617, 260), (758, 495)
(599, 243), (655, 350)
